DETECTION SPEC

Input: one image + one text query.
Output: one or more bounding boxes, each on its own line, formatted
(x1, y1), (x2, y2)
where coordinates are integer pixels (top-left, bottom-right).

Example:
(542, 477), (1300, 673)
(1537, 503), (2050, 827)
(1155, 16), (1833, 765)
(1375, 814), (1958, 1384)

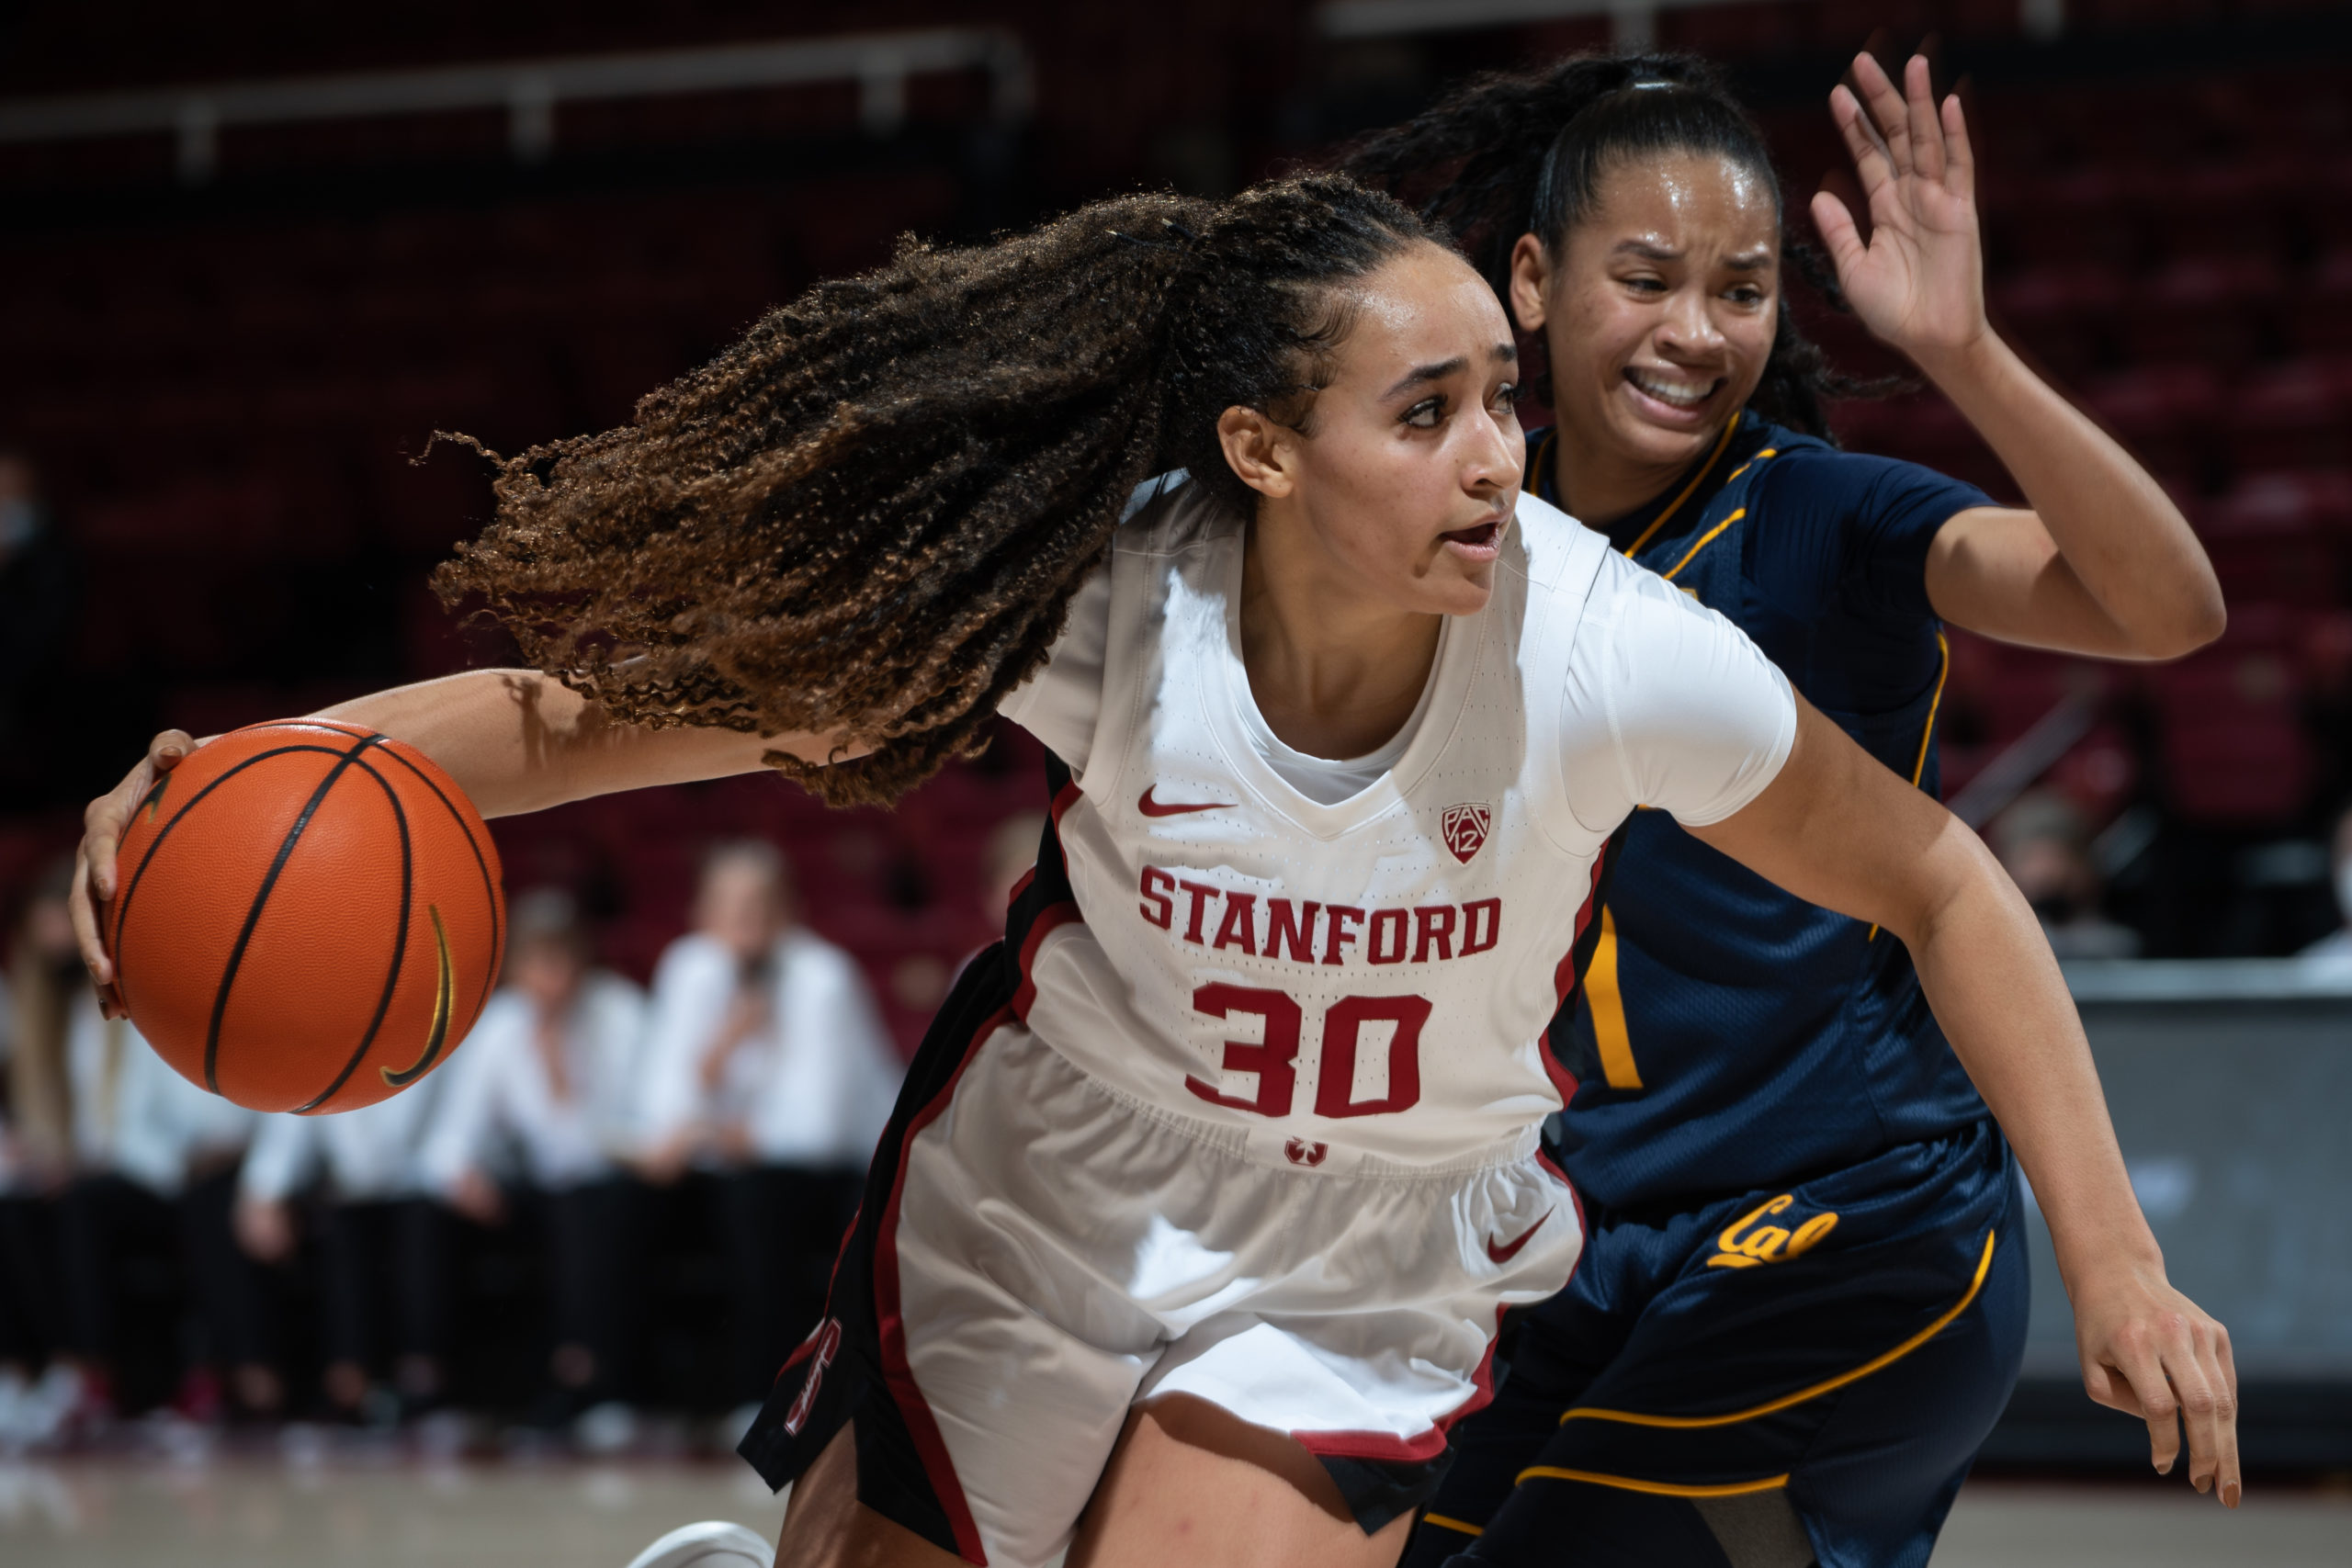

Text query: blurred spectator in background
(0, 452), (81, 812)
(421, 888), (648, 1448)
(1994, 792), (2142, 960)
(0, 862), (76, 1448)
(640, 840), (899, 1438)
(979, 812), (1046, 942)
(2300, 804), (2352, 962)
(236, 1068), (458, 1427)
(55, 989), (277, 1430)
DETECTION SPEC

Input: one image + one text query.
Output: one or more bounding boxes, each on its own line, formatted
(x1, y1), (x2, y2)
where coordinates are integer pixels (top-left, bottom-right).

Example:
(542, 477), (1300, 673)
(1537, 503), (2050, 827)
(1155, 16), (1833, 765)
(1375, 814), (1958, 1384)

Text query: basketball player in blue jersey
(1346, 51), (2233, 1568)
(76, 173), (2231, 1568)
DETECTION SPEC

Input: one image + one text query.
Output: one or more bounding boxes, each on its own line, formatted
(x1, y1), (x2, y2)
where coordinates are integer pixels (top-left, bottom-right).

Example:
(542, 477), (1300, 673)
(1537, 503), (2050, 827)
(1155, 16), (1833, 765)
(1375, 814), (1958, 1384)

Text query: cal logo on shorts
(1707, 1193), (1838, 1269)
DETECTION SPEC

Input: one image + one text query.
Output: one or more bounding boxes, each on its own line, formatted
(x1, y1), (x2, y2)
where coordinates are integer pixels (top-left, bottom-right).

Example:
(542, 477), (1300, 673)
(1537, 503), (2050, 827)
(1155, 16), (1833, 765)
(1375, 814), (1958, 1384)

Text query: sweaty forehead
(1585, 150), (1779, 246)
(1339, 244), (1513, 380)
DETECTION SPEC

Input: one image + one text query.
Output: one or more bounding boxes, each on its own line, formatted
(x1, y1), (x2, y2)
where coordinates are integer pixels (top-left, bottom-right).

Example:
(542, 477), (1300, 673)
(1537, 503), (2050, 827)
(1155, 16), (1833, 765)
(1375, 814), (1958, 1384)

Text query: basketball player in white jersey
(73, 176), (2233, 1568)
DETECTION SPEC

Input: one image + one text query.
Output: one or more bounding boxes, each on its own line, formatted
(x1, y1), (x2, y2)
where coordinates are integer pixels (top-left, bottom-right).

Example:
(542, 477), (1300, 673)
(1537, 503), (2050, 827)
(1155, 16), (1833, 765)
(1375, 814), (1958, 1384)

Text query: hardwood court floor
(1, 1450), (2345, 1565)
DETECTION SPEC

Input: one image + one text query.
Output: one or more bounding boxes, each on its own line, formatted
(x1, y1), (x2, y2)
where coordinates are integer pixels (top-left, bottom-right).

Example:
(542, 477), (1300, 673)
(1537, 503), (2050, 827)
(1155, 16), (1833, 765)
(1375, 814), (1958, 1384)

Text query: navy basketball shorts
(738, 940), (1584, 1568)
(1406, 1118), (2028, 1568)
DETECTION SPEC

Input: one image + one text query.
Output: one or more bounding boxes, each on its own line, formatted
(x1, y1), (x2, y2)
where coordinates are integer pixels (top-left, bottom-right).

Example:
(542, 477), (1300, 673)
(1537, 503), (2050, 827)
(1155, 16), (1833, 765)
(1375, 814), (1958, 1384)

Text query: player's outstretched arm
(1690, 698), (2241, 1507)
(1814, 52), (2224, 660)
(70, 667), (825, 1010)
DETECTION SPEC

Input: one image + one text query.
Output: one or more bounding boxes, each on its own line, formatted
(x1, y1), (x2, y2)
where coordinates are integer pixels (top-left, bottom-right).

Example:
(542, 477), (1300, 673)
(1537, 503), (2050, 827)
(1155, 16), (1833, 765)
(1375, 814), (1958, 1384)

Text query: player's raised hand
(1810, 52), (1986, 367)
(71, 727), (200, 1014)
(2073, 1259), (2241, 1506)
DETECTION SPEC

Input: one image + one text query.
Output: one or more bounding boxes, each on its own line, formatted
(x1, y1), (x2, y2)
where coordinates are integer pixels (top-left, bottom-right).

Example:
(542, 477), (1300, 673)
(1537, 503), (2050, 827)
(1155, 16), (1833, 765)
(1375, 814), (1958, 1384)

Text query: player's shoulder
(1561, 526), (1751, 681)
(1508, 488), (1613, 603)
(1509, 490), (1673, 624)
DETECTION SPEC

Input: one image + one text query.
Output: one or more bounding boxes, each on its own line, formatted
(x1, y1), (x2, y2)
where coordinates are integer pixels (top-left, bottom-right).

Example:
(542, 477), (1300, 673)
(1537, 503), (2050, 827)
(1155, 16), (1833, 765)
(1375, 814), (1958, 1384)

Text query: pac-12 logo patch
(1442, 803), (1493, 864)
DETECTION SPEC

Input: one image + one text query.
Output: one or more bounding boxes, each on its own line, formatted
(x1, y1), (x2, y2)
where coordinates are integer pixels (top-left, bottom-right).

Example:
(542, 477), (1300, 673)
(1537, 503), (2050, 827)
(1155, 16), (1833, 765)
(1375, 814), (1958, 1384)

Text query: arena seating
(2, 20), (2346, 984)
(1813, 56), (2351, 877)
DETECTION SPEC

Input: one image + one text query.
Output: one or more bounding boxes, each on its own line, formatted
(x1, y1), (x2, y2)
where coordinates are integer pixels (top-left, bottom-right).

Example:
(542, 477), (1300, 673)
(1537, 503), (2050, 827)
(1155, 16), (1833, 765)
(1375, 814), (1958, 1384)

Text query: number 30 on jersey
(1185, 983), (1430, 1120)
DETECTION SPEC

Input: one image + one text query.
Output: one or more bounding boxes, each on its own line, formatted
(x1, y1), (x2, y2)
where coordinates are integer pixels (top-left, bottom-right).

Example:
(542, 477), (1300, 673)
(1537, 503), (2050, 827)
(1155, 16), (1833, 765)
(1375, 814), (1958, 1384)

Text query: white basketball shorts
(741, 937), (1583, 1568)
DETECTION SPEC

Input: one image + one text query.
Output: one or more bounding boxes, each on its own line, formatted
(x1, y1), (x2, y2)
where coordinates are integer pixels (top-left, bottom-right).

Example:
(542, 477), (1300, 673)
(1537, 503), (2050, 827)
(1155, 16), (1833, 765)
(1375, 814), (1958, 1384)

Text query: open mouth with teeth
(1625, 367), (1723, 412)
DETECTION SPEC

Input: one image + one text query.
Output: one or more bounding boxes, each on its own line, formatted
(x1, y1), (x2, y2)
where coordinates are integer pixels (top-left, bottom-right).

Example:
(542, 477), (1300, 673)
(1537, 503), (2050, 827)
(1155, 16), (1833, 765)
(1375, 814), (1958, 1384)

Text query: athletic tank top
(999, 477), (1796, 1168)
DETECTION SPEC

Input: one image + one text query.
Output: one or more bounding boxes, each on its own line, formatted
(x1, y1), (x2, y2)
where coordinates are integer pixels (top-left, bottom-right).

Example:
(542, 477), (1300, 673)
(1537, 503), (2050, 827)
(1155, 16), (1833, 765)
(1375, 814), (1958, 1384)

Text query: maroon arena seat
(2197, 513), (2346, 613)
(1990, 263), (2124, 381)
(2150, 158), (2299, 260)
(2082, 364), (2223, 486)
(2297, 246), (2352, 356)
(2220, 359), (2352, 472)
(2205, 468), (2352, 537)
(2121, 255), (2286, 368)
(1984, 165), (2142, 268)
(2147, 671), (2313, 828)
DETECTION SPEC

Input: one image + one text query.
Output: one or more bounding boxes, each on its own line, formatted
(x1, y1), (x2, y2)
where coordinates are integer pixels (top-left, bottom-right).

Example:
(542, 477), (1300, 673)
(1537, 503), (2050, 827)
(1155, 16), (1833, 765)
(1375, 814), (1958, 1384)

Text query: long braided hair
(1339, 51), (1871, 436)
(434, 175), (1433, 807)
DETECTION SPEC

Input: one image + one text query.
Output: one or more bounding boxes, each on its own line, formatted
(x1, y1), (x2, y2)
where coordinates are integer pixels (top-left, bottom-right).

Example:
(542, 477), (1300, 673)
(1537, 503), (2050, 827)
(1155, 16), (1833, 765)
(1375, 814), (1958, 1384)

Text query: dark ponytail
(434, 175), (1432, 807)
(1339, 51), (1871, 438)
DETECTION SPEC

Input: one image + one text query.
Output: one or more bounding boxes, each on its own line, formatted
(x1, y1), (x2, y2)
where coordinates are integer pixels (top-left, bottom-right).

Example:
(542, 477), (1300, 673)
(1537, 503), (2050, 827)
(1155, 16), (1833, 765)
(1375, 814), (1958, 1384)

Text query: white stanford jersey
(744, 479), (1799, 1564)
(1003, 478), (1795, 1168)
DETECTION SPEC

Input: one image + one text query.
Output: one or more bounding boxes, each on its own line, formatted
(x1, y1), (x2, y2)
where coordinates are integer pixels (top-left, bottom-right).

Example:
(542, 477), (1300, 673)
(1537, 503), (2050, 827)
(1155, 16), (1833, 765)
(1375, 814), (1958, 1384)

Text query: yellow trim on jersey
(1558, 1229), (1998, 1430)
(1622, 419), (1741, 558)
(1586, 907), (1642, 1089)
(1654, 448), (1777, 582)
(1661, 508), (1745, 582)
(1908, 630), (1951, 789)
(1421, 1513), (1484, 1537)
(1527, 422), (1754, 569)
(1869, 629), (1952, 942)
(1516, 1466), (1791, 1499)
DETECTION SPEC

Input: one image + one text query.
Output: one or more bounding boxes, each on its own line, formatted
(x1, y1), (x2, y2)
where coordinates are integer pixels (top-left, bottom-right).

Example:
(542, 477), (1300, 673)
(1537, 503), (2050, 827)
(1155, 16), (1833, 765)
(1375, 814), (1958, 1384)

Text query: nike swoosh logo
(1487, 1209), (1553, 1266)
(1138, 785), (1228, 818)
(381, 905), (454, 1089)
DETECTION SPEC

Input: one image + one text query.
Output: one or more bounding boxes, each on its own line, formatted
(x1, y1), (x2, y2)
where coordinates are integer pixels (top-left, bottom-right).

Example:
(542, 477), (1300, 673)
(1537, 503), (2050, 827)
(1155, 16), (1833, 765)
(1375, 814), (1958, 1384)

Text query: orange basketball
(107, 718), (505, 1114)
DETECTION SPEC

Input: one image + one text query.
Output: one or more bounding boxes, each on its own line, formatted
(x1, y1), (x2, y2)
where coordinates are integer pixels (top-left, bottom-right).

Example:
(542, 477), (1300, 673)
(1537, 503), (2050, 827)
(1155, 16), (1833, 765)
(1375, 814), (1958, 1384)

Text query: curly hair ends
(432, 175), (1433, 807)
(1337, 51), (1884, 438)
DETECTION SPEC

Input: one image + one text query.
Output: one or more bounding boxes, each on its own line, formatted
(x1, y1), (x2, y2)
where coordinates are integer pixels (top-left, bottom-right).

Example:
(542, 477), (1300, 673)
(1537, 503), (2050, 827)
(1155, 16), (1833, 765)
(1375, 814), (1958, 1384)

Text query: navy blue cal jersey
(1534, 411), (1997, 1210)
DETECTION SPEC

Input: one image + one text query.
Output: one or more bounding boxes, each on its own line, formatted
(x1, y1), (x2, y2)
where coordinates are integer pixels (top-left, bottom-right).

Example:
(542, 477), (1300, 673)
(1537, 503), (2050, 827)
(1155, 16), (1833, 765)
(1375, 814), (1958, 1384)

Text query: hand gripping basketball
(98, 718), (506, 1114)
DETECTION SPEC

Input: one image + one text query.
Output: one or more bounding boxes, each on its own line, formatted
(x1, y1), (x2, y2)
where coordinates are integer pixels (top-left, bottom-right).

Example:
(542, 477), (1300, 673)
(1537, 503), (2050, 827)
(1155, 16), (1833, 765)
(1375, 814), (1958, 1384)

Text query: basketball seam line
(111, 743), (359, 1033)
(291, 749), (416, 1113)
(380, 906), (454, 1089)
(371, 743), (504, 1027)
(203, 734), (387, 1098)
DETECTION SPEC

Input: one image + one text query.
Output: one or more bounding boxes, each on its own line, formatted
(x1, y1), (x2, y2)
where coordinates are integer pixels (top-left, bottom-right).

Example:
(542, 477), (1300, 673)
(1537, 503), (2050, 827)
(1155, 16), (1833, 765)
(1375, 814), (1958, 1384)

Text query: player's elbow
(2127, 577), (2227, 661)
(1875, 817), (2000, 954)
(2175, 585), (2228, 656)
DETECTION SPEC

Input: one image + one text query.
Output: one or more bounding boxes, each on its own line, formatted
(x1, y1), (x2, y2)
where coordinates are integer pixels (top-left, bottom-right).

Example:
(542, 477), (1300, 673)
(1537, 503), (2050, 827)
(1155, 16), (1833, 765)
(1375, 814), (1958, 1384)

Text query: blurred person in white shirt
(420, 887), (648, 1439)
(0, 861), (77, 1447)
(971, 811), (1046, 959)
(2300, 803), (2352, 962)
(54, 988), (277, 1425)
(1992, 791), (2142, 961)
(639, 840), (899, 1430)
(235, 1062), (457, 1425)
